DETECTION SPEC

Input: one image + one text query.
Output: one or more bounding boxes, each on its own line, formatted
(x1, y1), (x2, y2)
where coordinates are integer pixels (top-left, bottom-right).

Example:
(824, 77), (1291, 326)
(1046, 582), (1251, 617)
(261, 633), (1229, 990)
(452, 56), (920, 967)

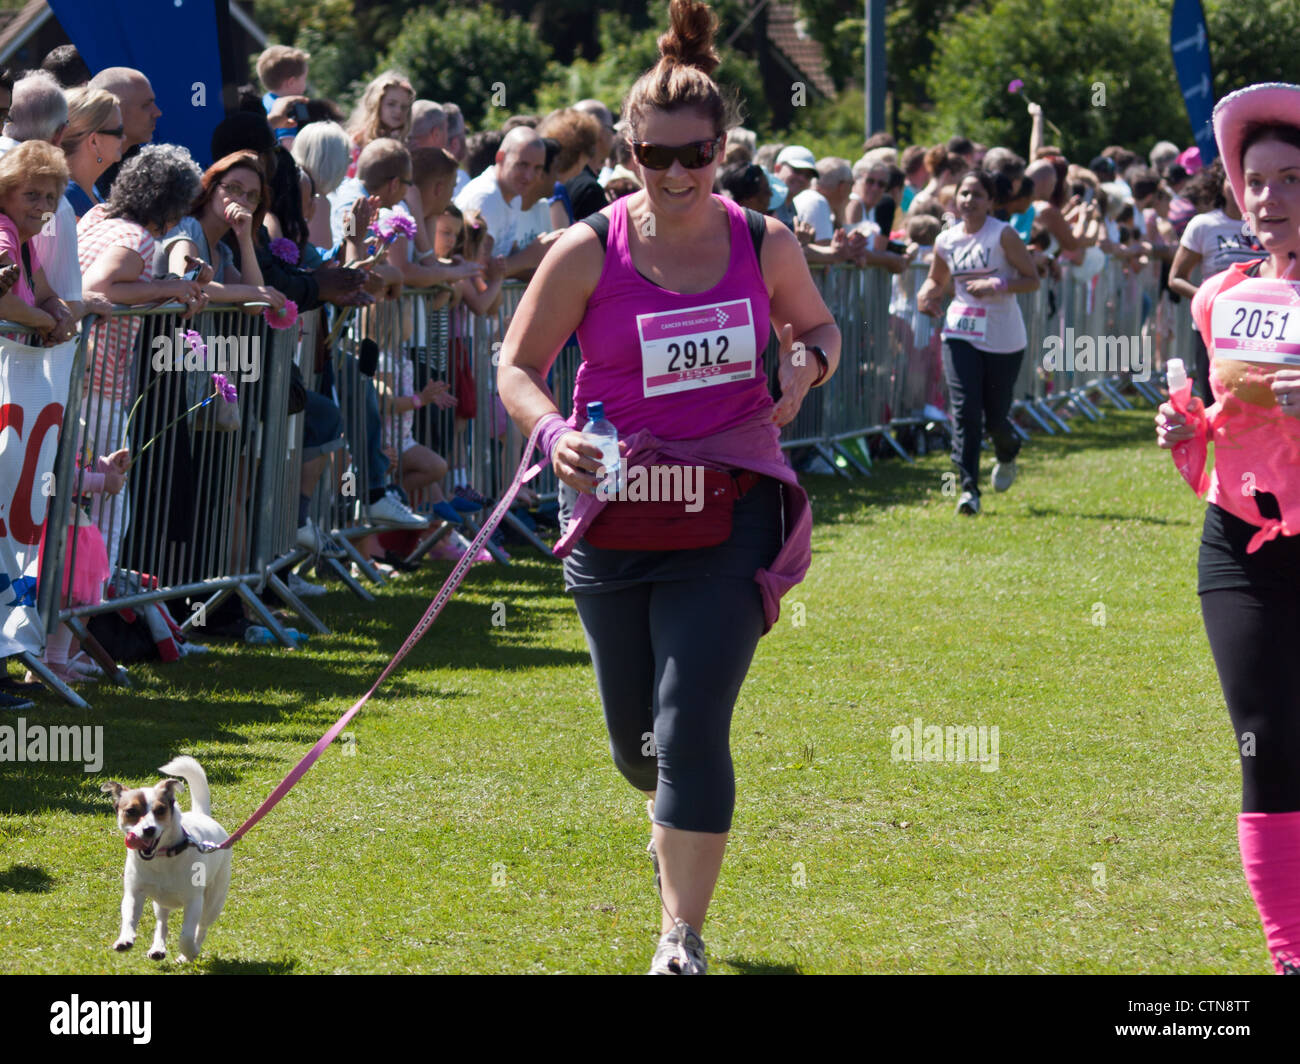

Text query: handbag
(583, 466), (760, 551)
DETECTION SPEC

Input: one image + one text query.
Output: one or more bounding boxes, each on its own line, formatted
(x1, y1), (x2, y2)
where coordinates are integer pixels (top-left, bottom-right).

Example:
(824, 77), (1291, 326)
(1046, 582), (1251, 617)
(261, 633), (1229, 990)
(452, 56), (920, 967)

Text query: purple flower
(184, 329), (207, 358)
(369, 213), (418, 245)
(211, 373), (238, 404)
(269, 237), (300, 265)
(1008, 78), (1024, 94)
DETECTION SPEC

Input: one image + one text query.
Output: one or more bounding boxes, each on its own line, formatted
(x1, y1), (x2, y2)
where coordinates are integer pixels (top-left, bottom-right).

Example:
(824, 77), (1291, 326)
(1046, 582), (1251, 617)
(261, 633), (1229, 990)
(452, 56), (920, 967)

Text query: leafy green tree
(533, 3), (770, 132)
(376, 6), (554, 130)
(1204, 0), (1300, 94)
(918, 0), (1186, 160)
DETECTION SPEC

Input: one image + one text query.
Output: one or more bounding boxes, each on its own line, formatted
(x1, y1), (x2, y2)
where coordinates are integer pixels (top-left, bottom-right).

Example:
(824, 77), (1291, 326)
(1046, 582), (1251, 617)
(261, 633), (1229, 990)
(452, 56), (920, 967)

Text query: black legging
(942, 338), (1024, 494)
(1201, 586), (1300, 812)
(572, 576), (766, 834)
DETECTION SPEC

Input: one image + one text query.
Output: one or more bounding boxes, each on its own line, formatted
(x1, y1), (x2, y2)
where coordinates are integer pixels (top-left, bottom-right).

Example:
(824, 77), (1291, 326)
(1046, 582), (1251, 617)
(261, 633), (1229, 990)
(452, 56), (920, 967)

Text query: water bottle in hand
(582, 401), (622, 498)
(1166, 358), (1209, 495)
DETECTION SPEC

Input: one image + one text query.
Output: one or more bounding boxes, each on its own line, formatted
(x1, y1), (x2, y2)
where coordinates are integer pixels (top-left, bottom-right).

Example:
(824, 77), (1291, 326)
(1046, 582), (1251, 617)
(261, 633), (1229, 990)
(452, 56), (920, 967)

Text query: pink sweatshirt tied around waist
(551, 409), (812, 635)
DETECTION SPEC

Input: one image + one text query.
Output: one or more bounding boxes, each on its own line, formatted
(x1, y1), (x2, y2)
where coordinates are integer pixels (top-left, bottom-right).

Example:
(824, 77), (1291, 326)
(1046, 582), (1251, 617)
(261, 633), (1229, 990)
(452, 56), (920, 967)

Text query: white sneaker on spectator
(288, 570), (328, 598)
(365, 490), (429, 530)
(296, 518), (326, 553)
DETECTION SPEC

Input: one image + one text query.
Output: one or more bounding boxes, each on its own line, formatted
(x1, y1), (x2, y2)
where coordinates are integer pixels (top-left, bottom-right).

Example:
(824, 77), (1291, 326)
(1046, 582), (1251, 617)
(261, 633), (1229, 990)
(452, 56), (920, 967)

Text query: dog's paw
(147, 947), (167, 961)
(112, 937), (134, 952)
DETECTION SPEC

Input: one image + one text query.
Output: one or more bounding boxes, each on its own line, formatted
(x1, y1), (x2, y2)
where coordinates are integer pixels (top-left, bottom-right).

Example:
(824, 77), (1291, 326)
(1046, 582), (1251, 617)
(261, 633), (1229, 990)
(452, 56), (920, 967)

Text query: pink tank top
(1193, 260), (1300, 551)
(569, 194), (774, 440)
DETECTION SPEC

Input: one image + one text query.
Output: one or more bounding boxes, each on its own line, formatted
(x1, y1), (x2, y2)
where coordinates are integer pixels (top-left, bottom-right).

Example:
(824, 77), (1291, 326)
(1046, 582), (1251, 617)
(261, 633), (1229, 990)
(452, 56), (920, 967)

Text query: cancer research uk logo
(1042, 329), (1152, 383)
(151, 329), (262, 383)
(890, 718), (1000, 772)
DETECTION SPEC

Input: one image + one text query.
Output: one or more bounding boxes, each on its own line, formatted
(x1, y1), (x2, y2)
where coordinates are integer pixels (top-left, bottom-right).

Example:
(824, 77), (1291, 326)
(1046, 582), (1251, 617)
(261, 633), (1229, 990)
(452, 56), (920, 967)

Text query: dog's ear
(101, 781), (123, 803)
(155, 777), (184, 804)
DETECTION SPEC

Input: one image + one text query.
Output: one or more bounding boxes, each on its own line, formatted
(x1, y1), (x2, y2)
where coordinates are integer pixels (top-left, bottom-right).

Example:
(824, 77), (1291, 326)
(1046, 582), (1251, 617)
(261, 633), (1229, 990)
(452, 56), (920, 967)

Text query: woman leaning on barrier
(1156, 83), (1300, 975)
(917, 169), (1039, 517)
(77, 144), (209, 573)
(155, 151), (287, 311)
(497, 0), (839, 974)
(0, 140), (81, 343)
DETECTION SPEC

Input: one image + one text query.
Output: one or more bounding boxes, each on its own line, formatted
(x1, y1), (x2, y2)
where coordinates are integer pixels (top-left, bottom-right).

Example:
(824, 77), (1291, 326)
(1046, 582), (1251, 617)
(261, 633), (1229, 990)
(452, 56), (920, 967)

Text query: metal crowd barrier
(20, 241), (1196, 707)
(32, 300), (326, 706)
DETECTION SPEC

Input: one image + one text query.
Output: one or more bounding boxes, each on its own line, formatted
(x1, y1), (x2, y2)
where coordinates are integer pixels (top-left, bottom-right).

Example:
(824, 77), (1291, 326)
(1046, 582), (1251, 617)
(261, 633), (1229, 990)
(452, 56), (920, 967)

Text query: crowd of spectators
(0, 40), (1227, 705)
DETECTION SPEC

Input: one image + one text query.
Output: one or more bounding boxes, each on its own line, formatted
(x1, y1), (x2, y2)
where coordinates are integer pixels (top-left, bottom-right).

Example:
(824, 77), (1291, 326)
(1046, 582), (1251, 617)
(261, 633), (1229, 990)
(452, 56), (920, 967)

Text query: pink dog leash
(200, 417), (551, 853)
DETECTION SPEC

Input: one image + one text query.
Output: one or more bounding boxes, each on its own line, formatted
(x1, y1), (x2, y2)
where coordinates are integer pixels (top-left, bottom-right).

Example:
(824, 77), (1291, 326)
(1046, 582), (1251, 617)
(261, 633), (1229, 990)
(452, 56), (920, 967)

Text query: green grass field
(0, 404), (1264, 974)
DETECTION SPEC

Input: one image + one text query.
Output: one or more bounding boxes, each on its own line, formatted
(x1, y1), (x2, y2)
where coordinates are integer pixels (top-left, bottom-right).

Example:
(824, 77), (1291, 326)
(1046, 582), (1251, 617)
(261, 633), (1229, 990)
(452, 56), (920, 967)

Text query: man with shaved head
(565, 98), (615, 221)
(409, 100), (446, 151)
(454, 125), (546, 259)
(89, 67), (161, 198)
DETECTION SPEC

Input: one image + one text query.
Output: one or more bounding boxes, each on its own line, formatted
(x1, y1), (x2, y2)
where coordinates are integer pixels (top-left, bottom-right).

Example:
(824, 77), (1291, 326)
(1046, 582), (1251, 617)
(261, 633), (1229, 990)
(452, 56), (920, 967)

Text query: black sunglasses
(632, 137), (722, 171)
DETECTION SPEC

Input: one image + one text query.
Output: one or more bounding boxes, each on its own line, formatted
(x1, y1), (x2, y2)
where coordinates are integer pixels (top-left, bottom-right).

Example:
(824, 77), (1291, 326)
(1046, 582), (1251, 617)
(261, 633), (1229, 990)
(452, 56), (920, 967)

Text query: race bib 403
(637, 299), (757, 399)
(942, 301), (988, 343)
(1211, 277), (1300, 365)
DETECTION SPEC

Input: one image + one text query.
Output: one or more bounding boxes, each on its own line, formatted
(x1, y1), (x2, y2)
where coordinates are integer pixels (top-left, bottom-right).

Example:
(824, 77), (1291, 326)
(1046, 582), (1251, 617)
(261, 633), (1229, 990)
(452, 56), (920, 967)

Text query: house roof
(766, 1), (835, 98)
(0, 0), (53, 63)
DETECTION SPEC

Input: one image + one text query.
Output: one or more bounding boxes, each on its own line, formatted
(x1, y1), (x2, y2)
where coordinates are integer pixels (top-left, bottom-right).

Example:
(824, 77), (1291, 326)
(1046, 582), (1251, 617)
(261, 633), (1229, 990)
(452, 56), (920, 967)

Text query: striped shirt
(77, 204), (155, 402)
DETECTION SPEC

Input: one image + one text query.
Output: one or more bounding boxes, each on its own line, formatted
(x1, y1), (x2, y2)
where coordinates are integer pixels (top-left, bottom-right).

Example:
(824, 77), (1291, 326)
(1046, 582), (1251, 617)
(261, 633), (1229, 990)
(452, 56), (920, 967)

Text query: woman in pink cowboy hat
(1157, 82), (1300, 974)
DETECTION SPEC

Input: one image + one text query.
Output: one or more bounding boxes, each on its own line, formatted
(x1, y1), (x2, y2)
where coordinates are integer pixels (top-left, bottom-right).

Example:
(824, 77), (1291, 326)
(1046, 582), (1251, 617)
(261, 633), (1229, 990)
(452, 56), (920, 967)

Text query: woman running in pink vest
(498, 0), (840, 974)
(1157, 82), (1300, 973)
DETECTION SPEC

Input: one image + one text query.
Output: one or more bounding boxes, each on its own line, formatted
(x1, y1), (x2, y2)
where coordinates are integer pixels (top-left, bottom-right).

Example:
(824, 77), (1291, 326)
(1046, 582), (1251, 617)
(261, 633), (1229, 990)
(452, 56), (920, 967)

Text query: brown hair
(256, 46), (310, 93)
(346, 70), (414, 150)
(189, 151), (268, 235)
(621, 0), (741, 142)
(411, 146), (458, 186)
(356, 138), (411, 192)
(537, 108), (601, 174)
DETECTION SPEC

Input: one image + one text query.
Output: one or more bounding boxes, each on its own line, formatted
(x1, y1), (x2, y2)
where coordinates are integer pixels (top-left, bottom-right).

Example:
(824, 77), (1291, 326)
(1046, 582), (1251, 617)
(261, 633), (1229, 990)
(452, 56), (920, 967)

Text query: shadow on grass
(1, 556), (590, 817)
(1024, 506), (1191, 526)
(723, 956), (802, 975)
(0, 863), (54, 892)
(201, 956), (297, 975)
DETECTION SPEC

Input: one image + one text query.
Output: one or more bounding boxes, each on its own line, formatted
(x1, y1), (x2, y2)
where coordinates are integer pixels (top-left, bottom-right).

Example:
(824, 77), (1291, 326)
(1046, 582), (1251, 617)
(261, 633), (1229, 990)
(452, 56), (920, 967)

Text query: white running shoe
(287, 570), (328, 598)
(364, 489), (430, 530)
(956, 490), (980, 516)
(649, 919), (707, 975)
(992, 460), (1018, 493)
(295, 518), (326, 552)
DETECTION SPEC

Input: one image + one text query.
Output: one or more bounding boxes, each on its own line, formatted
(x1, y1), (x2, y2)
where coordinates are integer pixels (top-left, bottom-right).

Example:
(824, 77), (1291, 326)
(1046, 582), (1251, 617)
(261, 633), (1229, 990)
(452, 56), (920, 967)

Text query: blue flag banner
(46, 0), (229, 170)
(1170, 0), (1217, 165)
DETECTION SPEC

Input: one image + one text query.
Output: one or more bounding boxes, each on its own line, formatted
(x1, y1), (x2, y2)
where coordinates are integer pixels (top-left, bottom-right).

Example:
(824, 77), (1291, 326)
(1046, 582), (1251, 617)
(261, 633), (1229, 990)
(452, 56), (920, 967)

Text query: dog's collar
(139, 829), (197, 861)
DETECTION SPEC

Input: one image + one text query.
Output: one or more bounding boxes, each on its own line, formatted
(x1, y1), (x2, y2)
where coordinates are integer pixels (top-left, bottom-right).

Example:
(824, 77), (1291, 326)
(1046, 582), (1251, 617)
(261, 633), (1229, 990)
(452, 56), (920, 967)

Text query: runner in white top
(918, 170), (1039, 515)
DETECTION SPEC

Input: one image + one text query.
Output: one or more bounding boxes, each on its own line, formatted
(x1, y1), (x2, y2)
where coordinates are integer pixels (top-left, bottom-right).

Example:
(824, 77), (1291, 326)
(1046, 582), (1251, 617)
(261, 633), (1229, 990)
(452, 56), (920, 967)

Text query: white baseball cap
(775, 145), (817, 173)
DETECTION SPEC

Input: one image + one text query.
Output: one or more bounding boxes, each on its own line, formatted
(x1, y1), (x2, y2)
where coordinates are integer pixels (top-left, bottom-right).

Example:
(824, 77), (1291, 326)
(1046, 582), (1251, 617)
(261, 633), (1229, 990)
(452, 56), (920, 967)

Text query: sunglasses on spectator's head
(96, 126), (125, 138)
(632, 136), (722, 171)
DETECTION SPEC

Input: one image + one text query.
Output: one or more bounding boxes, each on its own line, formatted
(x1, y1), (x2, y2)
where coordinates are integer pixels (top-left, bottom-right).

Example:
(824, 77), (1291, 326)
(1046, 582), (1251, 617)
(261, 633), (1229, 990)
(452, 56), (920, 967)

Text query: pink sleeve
(0, 215), (20, 264)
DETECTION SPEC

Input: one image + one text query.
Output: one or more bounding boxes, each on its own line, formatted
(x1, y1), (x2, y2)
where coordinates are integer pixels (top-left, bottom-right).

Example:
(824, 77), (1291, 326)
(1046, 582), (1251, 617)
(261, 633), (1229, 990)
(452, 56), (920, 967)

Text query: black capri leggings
(573, 576), (766, 834)
(1201, 586), (1300, 812)
(941, 338), (1024, 495)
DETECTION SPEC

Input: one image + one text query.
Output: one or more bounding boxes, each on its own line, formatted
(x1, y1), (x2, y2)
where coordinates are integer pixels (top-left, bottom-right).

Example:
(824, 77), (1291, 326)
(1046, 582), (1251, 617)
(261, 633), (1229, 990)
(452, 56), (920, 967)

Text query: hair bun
(658, 0), (720, 78)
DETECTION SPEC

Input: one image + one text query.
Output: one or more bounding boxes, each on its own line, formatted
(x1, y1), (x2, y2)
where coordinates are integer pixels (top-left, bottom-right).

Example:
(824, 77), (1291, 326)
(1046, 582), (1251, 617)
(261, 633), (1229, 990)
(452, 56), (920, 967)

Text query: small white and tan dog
(102, 756), (232, 962)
